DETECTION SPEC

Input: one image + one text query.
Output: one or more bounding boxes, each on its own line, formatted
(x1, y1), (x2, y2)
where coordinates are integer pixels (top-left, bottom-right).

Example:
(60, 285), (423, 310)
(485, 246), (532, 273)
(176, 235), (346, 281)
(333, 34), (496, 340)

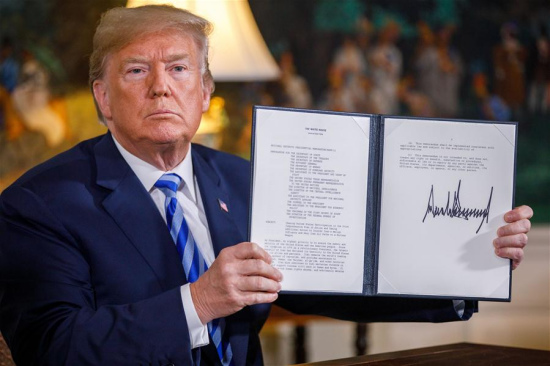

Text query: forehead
(109, 30), (200, 65)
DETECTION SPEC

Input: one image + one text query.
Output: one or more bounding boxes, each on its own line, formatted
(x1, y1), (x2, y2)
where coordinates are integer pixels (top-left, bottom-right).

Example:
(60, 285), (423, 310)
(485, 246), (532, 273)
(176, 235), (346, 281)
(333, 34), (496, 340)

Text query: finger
(239, 259), (283, 281)
(494, 247), (523, 270)
(504, 205), (534, 223)
(242, 291), (279, 306)
(493, 233), (528, 249)
(497, 218), (531, 237)
(230, 242), (272, 263)
(238, 276), (282, 293)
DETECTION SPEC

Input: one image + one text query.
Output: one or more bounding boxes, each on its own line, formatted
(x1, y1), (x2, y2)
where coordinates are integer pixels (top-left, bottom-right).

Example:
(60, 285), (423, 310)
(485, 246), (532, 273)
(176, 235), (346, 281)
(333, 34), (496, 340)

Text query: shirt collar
(112, 135), (197, 202)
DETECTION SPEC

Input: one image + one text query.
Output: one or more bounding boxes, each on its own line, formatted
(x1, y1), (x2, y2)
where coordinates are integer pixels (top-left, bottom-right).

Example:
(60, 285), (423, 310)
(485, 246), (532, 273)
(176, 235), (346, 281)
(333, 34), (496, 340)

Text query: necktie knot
(154, 173), (182, 198)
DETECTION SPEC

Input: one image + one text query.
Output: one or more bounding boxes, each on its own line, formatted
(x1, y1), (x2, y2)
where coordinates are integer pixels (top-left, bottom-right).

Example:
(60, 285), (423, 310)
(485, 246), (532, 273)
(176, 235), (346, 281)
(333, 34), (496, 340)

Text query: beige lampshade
(126, 0), (280, 81)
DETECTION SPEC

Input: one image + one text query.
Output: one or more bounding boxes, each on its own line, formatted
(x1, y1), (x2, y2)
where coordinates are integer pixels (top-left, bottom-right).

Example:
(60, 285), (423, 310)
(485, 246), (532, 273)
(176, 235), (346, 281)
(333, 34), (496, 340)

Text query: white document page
(251, 108), (370, 293)
(378, 118), (515, 299)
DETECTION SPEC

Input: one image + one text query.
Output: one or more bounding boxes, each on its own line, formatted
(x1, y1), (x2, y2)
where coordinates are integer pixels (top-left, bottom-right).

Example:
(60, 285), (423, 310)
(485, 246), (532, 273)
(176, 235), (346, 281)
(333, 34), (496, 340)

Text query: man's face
(93, 30), (210, 155)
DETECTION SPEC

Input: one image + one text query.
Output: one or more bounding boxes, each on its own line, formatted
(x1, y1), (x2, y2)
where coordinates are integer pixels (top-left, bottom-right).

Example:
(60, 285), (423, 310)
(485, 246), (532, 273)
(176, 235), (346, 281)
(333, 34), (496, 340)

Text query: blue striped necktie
(155, 173), (234, 366)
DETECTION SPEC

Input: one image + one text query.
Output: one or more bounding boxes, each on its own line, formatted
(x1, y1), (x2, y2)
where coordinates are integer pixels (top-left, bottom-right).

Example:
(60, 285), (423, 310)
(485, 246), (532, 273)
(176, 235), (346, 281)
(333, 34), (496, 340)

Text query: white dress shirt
(112, 137), (210, 347)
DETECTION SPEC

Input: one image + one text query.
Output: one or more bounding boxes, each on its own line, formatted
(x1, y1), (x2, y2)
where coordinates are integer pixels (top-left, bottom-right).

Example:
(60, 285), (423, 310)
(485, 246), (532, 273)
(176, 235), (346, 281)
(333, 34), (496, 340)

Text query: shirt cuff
(181, 284), (209, 348)
(452, 299), (465, 318)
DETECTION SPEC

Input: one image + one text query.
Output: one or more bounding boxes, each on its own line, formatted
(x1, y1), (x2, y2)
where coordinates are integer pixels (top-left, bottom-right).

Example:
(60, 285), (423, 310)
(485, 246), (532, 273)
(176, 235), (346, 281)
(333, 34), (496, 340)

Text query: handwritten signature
(422, 180), (493, 234)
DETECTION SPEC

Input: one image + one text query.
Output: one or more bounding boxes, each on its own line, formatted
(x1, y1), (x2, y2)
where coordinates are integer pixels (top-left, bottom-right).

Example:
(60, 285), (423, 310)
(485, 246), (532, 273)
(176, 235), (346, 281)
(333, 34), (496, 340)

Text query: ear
(92, 79), (112, 120)
(201, 84), (211, 113)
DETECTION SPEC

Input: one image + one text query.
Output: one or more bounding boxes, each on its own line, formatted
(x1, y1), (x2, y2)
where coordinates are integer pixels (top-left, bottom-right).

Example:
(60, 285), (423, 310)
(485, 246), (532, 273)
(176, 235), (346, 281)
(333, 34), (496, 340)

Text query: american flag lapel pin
(218, 198), (229, 213)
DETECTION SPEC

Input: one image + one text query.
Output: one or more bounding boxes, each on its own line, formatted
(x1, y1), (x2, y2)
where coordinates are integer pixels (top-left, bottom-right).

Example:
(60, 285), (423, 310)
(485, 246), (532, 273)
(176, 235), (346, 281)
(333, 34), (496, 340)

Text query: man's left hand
(494, 205), (533, 270)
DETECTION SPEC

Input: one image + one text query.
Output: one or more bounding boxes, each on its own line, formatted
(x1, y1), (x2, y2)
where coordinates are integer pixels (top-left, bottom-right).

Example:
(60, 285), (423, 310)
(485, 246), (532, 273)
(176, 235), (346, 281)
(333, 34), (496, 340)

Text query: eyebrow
(164, 53), (191, 64)
(121, 53), (191, 67)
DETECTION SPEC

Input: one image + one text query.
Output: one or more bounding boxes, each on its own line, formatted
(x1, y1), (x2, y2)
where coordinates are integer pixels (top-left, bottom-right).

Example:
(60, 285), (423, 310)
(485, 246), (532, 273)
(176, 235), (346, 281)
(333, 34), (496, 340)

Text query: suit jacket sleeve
(0, 183), (194, 365)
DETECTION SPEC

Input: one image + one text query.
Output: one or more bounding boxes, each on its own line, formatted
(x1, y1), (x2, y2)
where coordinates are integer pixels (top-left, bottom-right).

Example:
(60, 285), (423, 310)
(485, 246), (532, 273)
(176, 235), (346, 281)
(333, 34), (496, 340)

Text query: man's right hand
(189, 242), (282, 324)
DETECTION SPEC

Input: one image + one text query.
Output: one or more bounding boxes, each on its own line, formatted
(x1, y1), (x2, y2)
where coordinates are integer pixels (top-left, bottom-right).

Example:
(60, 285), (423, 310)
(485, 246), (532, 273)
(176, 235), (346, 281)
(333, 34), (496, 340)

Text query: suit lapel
(94, 134), (185, 291)
(192, 149), (246, 257)
(192, 147), (250, 366)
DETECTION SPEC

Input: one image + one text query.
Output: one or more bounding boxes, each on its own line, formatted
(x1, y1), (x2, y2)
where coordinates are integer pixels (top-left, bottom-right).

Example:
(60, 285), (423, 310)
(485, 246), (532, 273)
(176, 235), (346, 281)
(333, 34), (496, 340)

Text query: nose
(149, 67), (172, 98)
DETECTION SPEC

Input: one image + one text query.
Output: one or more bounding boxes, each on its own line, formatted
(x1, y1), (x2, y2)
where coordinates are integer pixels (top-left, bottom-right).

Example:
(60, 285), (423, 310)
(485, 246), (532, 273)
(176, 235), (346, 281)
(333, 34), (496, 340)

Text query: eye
(173, 65), (186, 72)
(129, 68), (143, 74)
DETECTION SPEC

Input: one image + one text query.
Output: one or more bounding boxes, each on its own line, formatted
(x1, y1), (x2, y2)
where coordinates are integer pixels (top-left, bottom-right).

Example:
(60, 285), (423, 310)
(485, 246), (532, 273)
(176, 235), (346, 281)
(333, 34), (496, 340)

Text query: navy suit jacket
(0, 133), (474, 365)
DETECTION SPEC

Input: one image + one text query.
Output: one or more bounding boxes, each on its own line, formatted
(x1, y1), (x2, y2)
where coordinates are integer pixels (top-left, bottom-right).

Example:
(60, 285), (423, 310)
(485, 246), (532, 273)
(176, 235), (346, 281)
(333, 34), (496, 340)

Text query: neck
(146, 143), (190, 171)
(114, 134), (190, 171)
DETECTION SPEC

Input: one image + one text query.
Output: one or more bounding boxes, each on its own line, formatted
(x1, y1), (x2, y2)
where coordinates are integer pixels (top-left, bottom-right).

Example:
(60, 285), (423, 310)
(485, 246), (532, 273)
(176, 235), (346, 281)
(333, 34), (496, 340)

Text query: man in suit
(0, 5), (533, 365)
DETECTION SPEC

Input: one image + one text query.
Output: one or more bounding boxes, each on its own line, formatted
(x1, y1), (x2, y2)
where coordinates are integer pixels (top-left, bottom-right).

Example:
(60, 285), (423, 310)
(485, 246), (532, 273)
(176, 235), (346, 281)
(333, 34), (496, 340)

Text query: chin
(148, 129), (192, 146)
(149, 134), (187, 145)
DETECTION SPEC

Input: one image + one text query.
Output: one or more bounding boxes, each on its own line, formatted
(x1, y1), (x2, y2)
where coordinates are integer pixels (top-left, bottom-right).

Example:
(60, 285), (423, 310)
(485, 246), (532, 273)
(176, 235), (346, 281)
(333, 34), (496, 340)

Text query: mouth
(146, 110), (179, 119)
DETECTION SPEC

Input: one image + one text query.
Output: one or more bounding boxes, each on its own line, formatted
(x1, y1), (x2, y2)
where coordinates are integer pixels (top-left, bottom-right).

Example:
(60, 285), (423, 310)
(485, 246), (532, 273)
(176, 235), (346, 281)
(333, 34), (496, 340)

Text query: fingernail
(494, 248), (500, 256)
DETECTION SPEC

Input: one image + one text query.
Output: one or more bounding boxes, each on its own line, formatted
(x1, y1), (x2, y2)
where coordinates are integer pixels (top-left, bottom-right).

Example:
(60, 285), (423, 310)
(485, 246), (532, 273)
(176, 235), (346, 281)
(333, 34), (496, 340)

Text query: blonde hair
(89, 5), (215, 120)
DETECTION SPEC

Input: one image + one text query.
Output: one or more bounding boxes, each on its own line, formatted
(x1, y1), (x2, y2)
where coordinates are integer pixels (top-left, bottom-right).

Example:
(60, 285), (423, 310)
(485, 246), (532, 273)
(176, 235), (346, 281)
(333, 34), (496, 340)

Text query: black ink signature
(422, 180), (493, 234)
